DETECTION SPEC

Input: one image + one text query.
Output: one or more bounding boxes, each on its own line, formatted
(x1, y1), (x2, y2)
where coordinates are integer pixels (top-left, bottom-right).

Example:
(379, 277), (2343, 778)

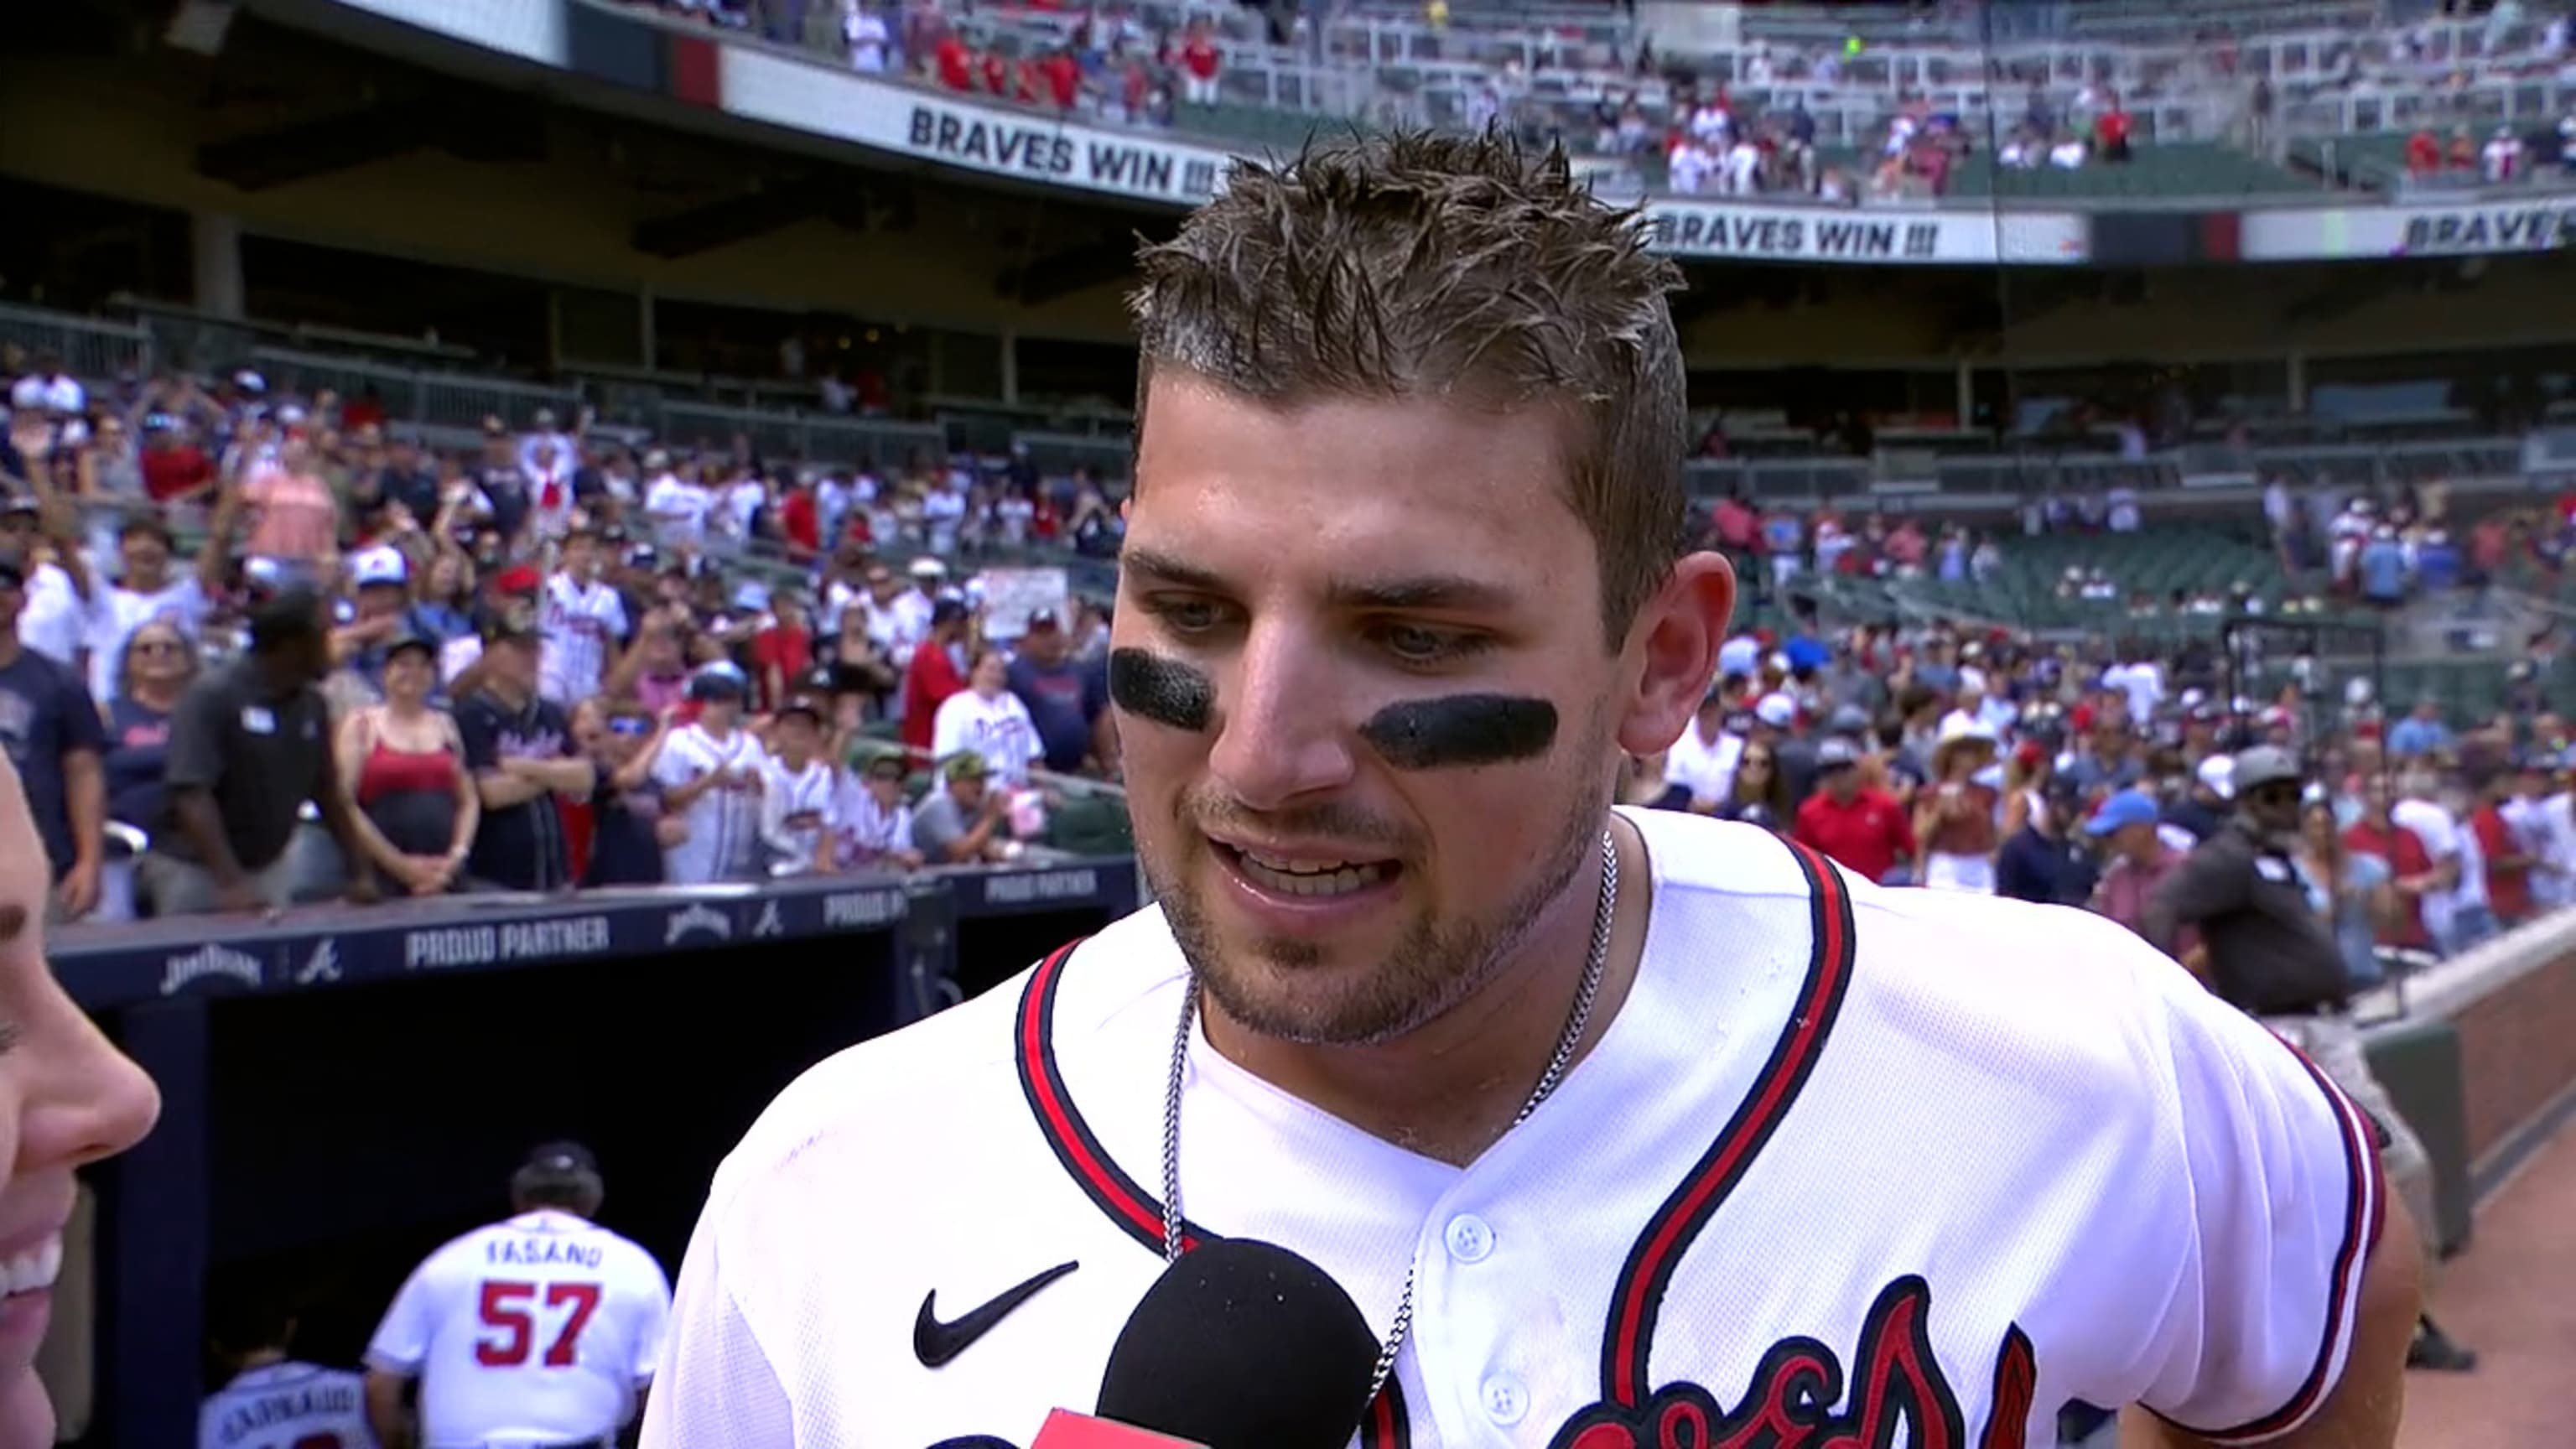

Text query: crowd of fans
(630, 0), (1217, 130)
(13, 319), (2571, 948)
(0, 348), (1130, 922)
(1625, 613), (2559, 976)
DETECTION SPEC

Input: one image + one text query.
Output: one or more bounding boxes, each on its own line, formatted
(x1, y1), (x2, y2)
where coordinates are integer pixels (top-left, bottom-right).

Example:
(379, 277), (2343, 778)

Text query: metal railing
(0, 302), (153, 382)
(8, 299), (2563, 508)
(653, 399), (943, 469)
(241, 344), (581, 434)
(1680, 433), (2547, 506)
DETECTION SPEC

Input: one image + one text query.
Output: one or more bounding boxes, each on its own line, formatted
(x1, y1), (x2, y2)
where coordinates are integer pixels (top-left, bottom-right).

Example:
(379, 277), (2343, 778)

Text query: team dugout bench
(53, 860), (1143, 1448)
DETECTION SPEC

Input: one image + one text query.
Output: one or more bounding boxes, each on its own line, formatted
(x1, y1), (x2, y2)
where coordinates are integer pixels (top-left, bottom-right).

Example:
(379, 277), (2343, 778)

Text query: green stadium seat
(1047, 794), (1136, 856)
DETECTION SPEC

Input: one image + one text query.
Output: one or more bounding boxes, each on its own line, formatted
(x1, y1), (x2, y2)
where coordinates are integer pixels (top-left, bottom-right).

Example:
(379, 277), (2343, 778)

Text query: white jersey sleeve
(2127, 941), (2386, 1441)
(639, 1203), (797, 1447)
(364, 1259), (440, 1374)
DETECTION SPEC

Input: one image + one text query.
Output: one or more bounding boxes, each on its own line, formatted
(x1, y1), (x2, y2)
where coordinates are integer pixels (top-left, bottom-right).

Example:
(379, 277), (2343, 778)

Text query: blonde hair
(1130, 131), (1690, 642)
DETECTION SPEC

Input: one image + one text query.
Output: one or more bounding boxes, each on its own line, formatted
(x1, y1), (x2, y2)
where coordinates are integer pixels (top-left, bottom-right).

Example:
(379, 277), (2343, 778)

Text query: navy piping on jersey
(1598, 837), (1859, 1409)
(2145, 1036), (2383, 1445)
(1014, 942), (1415, 1449)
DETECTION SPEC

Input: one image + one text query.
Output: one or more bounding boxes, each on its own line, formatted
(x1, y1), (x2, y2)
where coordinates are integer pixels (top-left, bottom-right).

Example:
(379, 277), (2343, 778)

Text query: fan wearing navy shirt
(455, 607), (590, 891)
(0, 556), (105, 918)
(1005, 609), (1109, 775)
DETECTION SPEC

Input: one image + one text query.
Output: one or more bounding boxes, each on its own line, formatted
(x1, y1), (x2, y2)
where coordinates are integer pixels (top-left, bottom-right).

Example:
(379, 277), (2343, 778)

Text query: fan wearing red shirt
(2344, 785), (2437, 950)
(2470, 773), (2534, 927)
(899, 598), (972, 757)
(1041, 48), (1081, 109)
(2405, 128), (2442, 177)
(935, 35), (974, 90)
(752, 594), (815, 714)
(139, 421), (216, 504)
(1792, 740), (1916, 885)
(1179, 22), (1220, 102)
(2093, 103), (2132, 162)
(778, 480), (821, 560)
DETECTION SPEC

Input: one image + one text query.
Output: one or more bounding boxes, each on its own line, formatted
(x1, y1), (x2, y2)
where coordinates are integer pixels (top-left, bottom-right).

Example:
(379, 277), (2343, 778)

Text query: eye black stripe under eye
(1109, 649), (1213, 733)
(1360, 695), (1557, 771)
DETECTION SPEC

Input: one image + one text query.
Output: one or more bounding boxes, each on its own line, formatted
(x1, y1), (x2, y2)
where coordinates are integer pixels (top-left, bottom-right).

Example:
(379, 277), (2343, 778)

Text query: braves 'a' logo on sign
(1547, 1278), (2034, 1449)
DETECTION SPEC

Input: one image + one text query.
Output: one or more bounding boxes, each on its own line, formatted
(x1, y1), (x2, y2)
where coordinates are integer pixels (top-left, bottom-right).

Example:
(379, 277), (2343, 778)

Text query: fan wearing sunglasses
(2140, 745), (2478, 1374)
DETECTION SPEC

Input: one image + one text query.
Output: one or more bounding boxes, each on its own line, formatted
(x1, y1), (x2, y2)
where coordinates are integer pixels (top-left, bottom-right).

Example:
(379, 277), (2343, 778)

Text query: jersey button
(1444, 1213), (1494, 1264)
(1480, 1374), (1529, 1425)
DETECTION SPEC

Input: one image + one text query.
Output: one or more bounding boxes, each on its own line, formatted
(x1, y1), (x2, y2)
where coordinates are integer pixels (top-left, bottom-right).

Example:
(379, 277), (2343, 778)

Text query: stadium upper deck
(845, 0), (2576, 203)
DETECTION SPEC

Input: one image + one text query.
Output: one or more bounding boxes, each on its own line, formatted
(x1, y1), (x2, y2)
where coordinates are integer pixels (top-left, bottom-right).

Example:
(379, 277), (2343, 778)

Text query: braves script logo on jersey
(1546, 1280), (2037, 1449)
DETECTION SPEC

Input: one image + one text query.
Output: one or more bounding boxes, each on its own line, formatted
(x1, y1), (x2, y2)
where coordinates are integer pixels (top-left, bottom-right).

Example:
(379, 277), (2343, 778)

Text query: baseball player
(644, 135), (2414, 1449)
(200, 1300), (376, 1449)
(538, 527), (629, 707)
(364, 1143), (671, 1449)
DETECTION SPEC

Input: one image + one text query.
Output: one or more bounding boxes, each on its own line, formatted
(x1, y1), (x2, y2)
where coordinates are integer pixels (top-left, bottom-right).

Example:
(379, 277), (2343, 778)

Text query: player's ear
(1616, 552), (1734, 759)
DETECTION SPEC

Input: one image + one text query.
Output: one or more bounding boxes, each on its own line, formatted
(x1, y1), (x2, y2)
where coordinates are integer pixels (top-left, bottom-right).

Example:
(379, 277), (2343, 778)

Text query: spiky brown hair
(1129, 130), (1690, 644)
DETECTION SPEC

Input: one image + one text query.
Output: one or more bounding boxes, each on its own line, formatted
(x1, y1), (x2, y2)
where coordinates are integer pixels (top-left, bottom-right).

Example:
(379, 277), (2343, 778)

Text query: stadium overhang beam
(196, 98), (446, 190)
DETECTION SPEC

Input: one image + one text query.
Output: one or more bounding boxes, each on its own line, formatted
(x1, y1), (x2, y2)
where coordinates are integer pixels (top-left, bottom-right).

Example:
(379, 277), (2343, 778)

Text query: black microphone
(1089, 1238), (1382, 1449)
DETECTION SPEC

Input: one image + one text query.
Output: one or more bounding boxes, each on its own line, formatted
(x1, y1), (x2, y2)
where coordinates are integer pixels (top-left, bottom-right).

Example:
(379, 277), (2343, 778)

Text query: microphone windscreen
(1095, 1239), (1380, 1449)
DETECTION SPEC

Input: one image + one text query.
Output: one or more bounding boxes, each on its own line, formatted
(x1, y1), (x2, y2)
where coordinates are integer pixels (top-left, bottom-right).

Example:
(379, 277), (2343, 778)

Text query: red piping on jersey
(1600, 838), (1858, 1409)
(2145, 1035), (2382, 1446)
(1013, 941), (1415, 1449)
(1014, 942), (1188, 1252)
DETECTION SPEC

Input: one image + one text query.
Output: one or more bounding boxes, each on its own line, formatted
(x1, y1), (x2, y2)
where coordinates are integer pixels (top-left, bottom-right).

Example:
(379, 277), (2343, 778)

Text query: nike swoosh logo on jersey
(912, 1261), (1079, 1368)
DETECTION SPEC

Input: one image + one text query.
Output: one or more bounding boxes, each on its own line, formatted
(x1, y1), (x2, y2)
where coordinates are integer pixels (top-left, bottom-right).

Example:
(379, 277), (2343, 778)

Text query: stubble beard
(1145, 716), (1613, 1049)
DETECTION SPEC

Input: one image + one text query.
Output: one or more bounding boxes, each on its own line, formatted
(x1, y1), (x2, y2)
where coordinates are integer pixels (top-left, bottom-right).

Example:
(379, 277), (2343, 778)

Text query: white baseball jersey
(652, 723), (770, 885)
(539, 574), (629, 706)
(645, 474), (708, 551)
(930, 688), (1040, 786)
(758, 754), (842, 872)
(834, 779), (914, 868)
(366, 1209), (672, 1449)
(199, 1360), (375, 1449)
(641, 809), (2381, 1449)
(526, 463), (577, 542)
(863, 591), (932, 669)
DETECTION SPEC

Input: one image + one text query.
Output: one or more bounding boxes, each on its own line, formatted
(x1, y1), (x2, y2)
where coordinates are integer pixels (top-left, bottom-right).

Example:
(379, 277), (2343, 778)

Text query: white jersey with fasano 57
(199, 1361), (375, 1449)
(641, 808), (2381, 1449)
(367, 1209), (673, 1449)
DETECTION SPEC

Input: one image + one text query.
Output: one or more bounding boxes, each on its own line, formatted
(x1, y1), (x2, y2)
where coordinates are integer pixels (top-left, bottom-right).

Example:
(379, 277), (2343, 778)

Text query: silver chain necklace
(1159, 828), (1620, 1411)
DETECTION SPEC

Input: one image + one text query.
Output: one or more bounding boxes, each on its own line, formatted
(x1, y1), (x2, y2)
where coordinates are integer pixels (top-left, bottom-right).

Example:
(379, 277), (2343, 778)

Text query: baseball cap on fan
(2084, 789), (2159, 838)
(351, 545), (409, 591)
(2231, 745), (2304, 796)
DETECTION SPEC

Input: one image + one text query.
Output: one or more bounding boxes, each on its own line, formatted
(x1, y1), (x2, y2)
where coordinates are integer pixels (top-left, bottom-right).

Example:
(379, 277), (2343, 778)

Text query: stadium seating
(1952, 143), (2320, 200)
